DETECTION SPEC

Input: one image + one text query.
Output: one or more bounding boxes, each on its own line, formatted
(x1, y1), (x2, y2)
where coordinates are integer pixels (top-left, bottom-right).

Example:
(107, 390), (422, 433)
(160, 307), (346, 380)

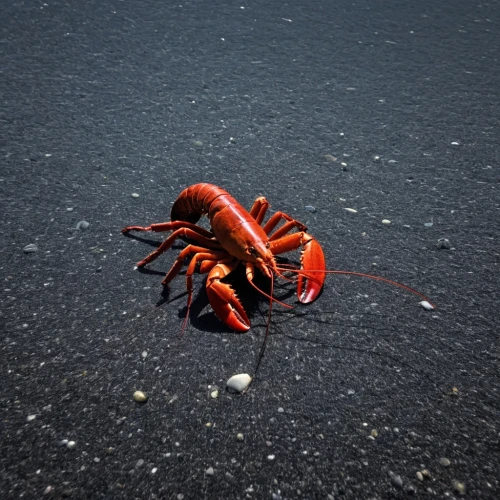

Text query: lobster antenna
(247, 278), (294, 309)
(275, 267), (435, 308)
(253, 269), (275, 378)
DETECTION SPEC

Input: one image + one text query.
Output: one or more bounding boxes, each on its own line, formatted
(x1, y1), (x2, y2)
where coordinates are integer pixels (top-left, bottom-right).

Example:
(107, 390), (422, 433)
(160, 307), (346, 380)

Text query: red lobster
(122, 183), (433, 332)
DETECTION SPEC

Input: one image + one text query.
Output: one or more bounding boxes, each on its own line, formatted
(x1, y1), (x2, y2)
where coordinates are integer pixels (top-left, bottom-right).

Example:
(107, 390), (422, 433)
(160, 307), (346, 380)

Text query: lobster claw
(206, 263), (250, 332)
(297, 235), (326, 303)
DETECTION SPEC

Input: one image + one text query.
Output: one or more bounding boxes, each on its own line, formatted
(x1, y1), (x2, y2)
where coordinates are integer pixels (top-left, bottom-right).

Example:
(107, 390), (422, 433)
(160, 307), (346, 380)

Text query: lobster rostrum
(122, 183), (327, 332)
(122, 183), (434, 333)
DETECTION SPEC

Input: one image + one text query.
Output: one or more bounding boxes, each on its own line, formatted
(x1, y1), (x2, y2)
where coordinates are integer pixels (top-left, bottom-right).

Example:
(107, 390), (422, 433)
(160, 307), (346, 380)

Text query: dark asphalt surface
(1, 0), (499, 498)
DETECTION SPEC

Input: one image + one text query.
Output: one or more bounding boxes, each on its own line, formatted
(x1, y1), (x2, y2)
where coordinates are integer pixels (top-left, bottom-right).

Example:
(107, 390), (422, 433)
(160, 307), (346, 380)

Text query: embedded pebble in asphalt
(133, 391), (148, 403)
(23, 243), (38, 253)
(76, 220), (90, 230)
(437, 238), (451, 249)
(420, 301), (434, 311)
(226, 374), (252, 393)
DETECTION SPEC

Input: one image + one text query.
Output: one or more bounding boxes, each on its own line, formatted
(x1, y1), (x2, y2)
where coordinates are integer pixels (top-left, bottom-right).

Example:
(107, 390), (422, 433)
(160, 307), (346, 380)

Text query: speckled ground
(1, 0), (499, 498)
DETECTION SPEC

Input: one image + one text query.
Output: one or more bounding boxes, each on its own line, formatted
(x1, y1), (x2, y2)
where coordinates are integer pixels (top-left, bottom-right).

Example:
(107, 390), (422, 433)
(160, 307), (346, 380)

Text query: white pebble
(344, 208), (357, 213)
(141, 351), (148, 359)
(23, 243), (38, 254)
(267, 454), (275, 461)
(226, 373), (252, 393)
(205, 466), (214, 475)
(131, 193), (140, 198)
(210, 389), (219, 399)
(236, 433), (244, 441)
(133, 390), (148, 402)
(381, 219), (391, 225)
(420, 301), (434, 311)
(305, 205), (316, 213)
(27, 414), (37, 421)
(67, 441), (76, 449)
(76, 221), (90, 230)
(437, 238), (451, 249)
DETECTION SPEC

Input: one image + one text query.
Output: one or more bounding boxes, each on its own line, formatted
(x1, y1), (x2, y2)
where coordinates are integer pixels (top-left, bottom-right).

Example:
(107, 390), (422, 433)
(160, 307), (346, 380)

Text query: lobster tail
(170, 183), (219, 223)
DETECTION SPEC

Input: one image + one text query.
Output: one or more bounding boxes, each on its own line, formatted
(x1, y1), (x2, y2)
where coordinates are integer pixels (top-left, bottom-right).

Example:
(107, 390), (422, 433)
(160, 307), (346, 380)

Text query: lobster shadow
(168, 263), (300, 334)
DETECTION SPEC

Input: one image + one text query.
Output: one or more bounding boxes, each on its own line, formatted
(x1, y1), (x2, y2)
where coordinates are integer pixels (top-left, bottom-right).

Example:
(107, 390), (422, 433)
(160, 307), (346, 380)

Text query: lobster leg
(206, 262), (251, 332)
(248, 196), (270, 225)
(270, 232), (326, 303)
(123, 224), (222, 268)
(263, 212), (308, 239)
(161, 245), (227, 286)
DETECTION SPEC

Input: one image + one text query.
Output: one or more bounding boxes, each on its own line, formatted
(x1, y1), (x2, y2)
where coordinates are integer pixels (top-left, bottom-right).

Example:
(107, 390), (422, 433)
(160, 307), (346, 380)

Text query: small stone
(131, 193), (140, 198)
(76, 221), (90, 230)
(229, 137), (236, 144)
(236, 433), (244, 441)
(416, 471), (424, 481)
(193, 140), (203, 147)
(451, 142), (460, 146)
(210, 389), (219, 399)
(439, 457), (451, 467)
(151, 467), (157, 474)
(27, 414), (37, 421)
(421, 469), (431, 478)
(277, 407), (284, 413)
(437, 238), (451, 249)
(66, 441), (76, 449)
(420, 301), (434, 311)
(390, 472), (403, 488)
(23, 244), (38, 254)
(373, 155), (381, 161)
(424, 222), (433, 227)
(205, 466), (214, 476)
(141, 351), (148, 359)
(381, 219), (391, 225)
(371, 429), (378, 438)
(205, 422), (213, 428)
(43, 486), (54, 495)
(136, 459), (145, 468)
(226, 373), (252, 393)
(452, 480), (466, 495)
(267, 454), (275, 461)
(305, 205), (316, 213)
(344, 208), (358, 213)
(94, 457), (100, 463)
(133, 391), (148, 403)
(324, 154), (337, 162)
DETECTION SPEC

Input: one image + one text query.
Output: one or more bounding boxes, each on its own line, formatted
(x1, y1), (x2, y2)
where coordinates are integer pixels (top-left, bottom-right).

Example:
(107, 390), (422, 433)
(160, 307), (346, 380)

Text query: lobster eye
(248, 246), (257, 256)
